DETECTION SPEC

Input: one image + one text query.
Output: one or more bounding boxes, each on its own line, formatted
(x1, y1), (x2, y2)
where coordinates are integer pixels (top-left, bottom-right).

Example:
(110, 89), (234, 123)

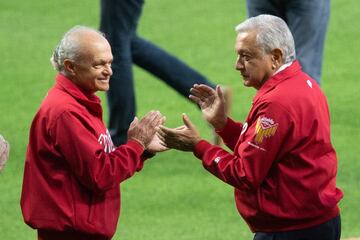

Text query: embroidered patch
(254, 116), (278, 143)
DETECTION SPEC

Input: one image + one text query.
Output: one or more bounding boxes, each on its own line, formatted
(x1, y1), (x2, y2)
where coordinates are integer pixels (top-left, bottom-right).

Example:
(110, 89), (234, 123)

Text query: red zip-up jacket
(194, 61), (343, 232)
(21, 74), (145, 238)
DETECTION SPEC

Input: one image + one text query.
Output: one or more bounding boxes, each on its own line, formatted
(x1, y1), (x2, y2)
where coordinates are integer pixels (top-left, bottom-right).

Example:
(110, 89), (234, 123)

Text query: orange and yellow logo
(254, 116), (278, 143)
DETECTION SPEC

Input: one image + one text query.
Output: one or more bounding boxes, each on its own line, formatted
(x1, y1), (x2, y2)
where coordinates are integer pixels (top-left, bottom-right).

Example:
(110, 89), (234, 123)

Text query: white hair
(235, 14), (296, 63)
(50, 26), (104, 74)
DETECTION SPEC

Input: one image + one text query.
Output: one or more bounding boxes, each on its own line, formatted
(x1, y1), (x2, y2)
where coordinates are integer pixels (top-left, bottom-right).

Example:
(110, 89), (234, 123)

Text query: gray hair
(50, 26), (104, 73)
(235, 14), (296, 63)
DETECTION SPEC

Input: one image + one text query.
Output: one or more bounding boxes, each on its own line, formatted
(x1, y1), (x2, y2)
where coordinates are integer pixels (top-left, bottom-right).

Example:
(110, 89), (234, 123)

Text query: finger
(196, 84), (216, 96)
(156, 132), (166, 143)
(189, 95), (202, 105)
(129, 116), (139, 129)
(142, 110), (161, 126)
(0, 144), (9, 163)
(160, 116), (166, 125)
(175, 125), (186, 130)
(216, 85), (224, 101)
(153, 114), (165, 127)
(182, 113), (195, 130)
(158, 125), (171, 137)
(190, 87), (210, 98)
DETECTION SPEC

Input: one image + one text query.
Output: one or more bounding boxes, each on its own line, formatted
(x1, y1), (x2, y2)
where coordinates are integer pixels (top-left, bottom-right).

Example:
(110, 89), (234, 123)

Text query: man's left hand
(158, 114), (201, 152)
(146, 134), (168, 153)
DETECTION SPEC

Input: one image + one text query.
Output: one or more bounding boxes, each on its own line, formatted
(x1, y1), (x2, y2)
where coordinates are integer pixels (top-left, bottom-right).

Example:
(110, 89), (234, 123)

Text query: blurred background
(0, 0), (359, 239)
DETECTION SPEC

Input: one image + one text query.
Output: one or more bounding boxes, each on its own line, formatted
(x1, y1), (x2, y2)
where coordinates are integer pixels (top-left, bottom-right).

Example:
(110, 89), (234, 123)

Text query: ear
(271, 48), (284, 69)
(63, 59), (76, 75)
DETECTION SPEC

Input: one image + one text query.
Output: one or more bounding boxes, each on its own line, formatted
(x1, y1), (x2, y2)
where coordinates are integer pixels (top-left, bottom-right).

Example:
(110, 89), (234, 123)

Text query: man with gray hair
(158, 15), (342, 240)
(21, 26), (165, 240)
(246, 0), (330, 85)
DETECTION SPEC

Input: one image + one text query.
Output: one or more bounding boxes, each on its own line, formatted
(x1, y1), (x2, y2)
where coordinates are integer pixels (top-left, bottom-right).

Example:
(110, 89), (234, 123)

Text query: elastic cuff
(142, 150), (156, 159)
(193, 140), (213, 159)
(215, 117), (238, 135)
(126, 139), (145, 154)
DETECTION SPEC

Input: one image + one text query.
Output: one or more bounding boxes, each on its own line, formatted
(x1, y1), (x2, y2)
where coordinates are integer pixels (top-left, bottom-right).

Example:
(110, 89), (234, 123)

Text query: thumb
(182, 113), (195, 130)
(216, 85), (224, 101)
(129, 116), (139, 128)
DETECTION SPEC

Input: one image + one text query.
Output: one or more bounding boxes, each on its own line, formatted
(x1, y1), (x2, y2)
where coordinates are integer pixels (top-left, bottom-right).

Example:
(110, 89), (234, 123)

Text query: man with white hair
(158, 15), (343, 240)
(0, 134), (10, 172)
(21, 26), (165, 240)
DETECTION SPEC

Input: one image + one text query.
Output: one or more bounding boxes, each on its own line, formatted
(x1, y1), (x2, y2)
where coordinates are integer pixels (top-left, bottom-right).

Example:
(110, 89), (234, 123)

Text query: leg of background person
(100, 0), (144, 146)
(272, 215), (341, 240)
(131, 35), (216, 97)
(285, 0), (330, 85)
(246, 0), (285, 19)
(131, 36), (232, 145)
(253, 232), (274, 240)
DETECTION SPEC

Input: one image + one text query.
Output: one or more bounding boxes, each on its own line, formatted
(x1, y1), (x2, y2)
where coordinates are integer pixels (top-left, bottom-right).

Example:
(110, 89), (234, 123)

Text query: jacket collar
(55, 74), (103, 118)
(253, 60), (302, 105)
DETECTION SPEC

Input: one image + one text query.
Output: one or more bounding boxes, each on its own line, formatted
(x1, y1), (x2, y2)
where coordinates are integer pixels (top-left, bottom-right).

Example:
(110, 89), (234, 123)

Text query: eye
(241, 54), (251, 61)
(238, 53), (251, 62)
(92, 63), (102, 69)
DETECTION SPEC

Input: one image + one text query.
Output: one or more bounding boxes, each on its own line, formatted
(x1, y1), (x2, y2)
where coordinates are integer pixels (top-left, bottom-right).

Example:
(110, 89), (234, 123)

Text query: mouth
(98, 78), (109, 83)
(241, 74), (249, 80)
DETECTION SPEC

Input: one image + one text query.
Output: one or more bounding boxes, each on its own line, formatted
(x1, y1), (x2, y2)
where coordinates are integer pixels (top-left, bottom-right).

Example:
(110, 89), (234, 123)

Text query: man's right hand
(127, 111), (165, 148)
(0, 134), (10, 172)
(189, 84), (227, 130)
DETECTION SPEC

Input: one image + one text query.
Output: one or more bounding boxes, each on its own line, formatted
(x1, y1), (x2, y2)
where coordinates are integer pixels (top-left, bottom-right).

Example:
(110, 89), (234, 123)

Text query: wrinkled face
(235, 31), (274, 90)
(70, 35), (113, 93)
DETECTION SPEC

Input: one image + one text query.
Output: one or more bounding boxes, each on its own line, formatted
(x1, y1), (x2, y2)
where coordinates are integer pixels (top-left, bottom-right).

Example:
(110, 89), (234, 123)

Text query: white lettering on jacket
(98, 129), (115, 153)
(214, 157), (221, 164)
(307, 80), (313, 88)
(241, 122), (248, 136)
(247, 142), (267, 152)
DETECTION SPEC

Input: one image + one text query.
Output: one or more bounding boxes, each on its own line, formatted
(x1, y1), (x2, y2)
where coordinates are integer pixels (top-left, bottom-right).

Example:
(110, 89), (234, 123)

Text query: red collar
(253, 60), (302, 105)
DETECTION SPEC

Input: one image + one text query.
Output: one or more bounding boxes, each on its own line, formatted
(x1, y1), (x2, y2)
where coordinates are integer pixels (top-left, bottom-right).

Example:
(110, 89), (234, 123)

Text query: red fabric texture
(21, 74), (144, 238)
(194, 61), (343, 232)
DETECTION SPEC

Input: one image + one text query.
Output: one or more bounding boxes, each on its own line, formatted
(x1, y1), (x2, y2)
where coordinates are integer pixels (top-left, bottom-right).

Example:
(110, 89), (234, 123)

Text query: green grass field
(1, 0), (359, 239)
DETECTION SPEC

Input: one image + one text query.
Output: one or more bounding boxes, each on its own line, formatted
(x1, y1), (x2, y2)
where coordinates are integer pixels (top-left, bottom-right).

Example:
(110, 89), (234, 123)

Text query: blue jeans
(253, 215), (341, 240)
(100, 0), (215, 146)
(246, 0), (330, 85)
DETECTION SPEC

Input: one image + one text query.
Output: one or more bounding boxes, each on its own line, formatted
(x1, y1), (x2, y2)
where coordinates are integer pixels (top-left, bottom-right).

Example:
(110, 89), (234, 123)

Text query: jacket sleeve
(50, 110), (145, 193)
(215, 117), (243, 151)
(194, 102), (293, 190)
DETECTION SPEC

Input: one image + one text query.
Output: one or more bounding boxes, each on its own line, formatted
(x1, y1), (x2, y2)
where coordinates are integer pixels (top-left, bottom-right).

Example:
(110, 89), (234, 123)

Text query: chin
(243, 80), (251, 88)
(97, 84), (110, 92)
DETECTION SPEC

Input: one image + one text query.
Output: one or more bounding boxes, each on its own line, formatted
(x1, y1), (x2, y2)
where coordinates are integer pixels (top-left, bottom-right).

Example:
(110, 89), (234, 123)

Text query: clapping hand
(158, 114), (201, 152)
(146, 133), (168, 153)
(189, 84), (227, 130)
(127, 111), (165, 149)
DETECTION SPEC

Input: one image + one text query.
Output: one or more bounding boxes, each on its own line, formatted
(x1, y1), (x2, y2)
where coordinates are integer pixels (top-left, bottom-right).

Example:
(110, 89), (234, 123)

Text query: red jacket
(194, 61), (343, 232)
(21, 74), (145, 238)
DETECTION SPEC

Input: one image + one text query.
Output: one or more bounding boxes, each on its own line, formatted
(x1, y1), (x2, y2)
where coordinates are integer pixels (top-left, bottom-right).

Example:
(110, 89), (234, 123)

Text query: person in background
(158, 15), (342, 240)
(246, 0), (330, 84)
(21, 26), (166, 240)
(0, 134), (10, 172)
(100, 0), (231, 146)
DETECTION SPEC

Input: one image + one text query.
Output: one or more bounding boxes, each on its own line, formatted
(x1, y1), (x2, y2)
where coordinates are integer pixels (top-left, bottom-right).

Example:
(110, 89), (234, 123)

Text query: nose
(104, 64), (113, 76)
(235, 56), (244, 71)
